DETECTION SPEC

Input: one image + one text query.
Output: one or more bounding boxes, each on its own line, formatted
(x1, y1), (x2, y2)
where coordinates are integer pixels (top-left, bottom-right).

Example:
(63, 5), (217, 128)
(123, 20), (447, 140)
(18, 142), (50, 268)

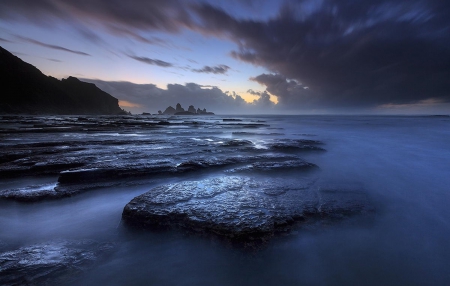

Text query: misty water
(1, 115), (450, 285)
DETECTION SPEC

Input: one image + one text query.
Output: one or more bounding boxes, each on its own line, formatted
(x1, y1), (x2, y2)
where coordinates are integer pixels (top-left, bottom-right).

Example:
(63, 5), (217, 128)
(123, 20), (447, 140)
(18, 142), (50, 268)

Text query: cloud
(192, 64), (230, 74)
(128, 55), (173, 67)
(0, 37), (12, 43)
(107, 26), (169, 46)
(192, 0), (450, 109)
(76, 26), (105, 45)
(250, 74), (315, 109)
(82, 79), (272, 114)
(15, 35), (91, 56)
(247, 89), (276, 107)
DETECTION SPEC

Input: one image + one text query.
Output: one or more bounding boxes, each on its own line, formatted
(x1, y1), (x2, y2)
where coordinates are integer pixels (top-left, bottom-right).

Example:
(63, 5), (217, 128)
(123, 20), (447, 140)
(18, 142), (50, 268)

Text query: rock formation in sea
(188, 105), (196, 113)
(0, 46), (127, 115)
(175, 103), (185, 113)
(160, 103), (215, 115)
(162, 106), (176, 115)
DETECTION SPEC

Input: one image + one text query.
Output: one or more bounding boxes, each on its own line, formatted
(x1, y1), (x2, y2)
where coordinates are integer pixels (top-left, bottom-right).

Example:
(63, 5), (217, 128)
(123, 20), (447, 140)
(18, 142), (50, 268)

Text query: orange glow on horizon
(240, 92), (279, 104)
(119, 100), (142, 108)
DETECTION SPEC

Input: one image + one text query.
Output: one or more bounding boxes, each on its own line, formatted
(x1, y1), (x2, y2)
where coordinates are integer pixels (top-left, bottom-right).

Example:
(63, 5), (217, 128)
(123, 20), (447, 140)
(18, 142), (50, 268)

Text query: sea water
(1, 115), (450, 285)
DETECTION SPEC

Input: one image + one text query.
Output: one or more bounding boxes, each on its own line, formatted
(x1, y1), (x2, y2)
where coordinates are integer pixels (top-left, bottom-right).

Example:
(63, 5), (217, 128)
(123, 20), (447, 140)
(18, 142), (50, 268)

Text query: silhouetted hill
(0, 46), (126, 115)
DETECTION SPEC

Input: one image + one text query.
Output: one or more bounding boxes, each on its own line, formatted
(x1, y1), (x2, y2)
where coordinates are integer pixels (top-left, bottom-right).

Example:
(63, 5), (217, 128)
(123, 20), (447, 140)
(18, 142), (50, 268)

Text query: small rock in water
(220, 139), (253, 147)
(0, 240), (115, 285)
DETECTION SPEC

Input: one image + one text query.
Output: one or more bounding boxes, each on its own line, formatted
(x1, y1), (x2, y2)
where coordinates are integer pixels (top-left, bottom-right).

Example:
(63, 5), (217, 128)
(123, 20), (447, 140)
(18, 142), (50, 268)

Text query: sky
(1, 0), (449, 114)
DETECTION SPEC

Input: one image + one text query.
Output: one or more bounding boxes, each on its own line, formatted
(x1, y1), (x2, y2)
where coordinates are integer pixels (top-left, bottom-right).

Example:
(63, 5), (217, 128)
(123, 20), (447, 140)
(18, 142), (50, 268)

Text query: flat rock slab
(225, 160), (317, 173)
(1, 155), (311, 202)
(0, 240), (114, 286)
(122, 176), (373, 243)
(0, 183), (60, 202)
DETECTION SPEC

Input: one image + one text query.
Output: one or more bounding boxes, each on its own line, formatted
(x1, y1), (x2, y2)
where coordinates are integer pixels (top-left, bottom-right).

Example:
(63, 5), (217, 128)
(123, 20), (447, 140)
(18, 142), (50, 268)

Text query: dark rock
(196, 108), (215, 115)
(218, 123), (269, 128)
(1, 151), (307, 202)
(57, 160), (175, 185)
(266, 139), (325, 152)
(174, 154), (301, 173)
(0, 156), (87, 178)
(52, 154), (304, 198)
(223, 119), (242, 122)
(122, 176), (374, 243)
(269, 144), (325, 151)
(0, 115), (325, 203)
(232, 132), (284, 136)
(174, 111), (195, 115)
(0, 240), (115, 286)
(220, 139), (253, 147)
(226, 160), (317, 173)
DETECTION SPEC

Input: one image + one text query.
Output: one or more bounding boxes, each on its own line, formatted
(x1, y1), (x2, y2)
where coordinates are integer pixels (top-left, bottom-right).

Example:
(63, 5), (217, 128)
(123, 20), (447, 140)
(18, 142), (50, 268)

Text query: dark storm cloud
(192, 64), (230, 74)
(128, 55), (173, 67)
(15, 36), (91, 56)
(82, 79), (268, 114)
(0, 37), (12, 43)
(192, 0), (450, 108)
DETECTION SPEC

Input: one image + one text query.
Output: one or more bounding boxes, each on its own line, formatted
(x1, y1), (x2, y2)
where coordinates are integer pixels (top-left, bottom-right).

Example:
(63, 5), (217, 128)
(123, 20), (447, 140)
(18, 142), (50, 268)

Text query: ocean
(1, 115), (449, 285)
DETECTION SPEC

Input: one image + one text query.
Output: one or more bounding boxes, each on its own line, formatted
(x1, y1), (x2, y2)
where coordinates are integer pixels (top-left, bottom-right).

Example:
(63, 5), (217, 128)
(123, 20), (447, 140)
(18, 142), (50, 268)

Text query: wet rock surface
(225, 159), (317, 173)
(0, 115), (326, 201)
(0, 240), (115, 286)
(0, 114), (378, 284)
(265, 139), (326, 152)
(1, 115), (374, 244)
(0, 183), (60, 202)
(122, 176), (373, 242)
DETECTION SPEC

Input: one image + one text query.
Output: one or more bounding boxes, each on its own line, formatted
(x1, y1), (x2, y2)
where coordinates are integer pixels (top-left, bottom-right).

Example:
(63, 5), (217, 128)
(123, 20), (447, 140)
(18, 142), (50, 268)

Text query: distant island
(0, 46), (128, 115)
(158, 103), (215, 115)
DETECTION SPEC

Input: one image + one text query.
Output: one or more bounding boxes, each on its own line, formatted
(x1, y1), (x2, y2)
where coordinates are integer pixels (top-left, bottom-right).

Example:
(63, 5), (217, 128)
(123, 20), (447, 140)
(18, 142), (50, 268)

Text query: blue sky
(1, 0), (449, 114)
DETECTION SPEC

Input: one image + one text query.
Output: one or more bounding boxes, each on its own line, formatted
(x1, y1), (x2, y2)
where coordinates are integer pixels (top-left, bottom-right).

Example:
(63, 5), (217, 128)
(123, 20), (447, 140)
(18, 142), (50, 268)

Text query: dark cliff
(0, 46), (126, 115)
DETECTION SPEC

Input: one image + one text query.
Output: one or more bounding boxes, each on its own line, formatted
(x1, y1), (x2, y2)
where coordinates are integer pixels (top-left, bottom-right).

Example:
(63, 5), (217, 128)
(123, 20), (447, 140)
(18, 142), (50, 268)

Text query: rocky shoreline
(0, 114), (375, 283)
